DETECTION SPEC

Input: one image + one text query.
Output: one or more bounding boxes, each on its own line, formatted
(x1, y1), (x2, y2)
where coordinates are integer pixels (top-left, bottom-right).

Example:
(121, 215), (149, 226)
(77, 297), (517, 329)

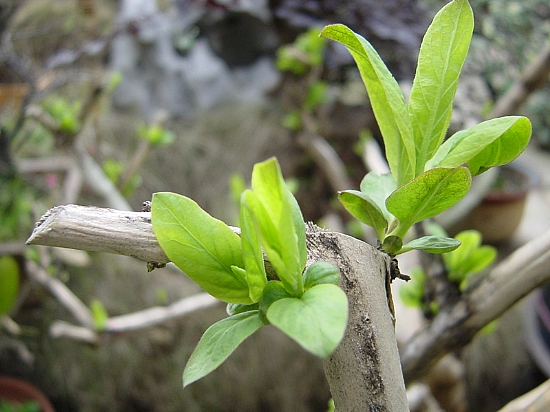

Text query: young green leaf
(338, 190), (387, 240)
(399, 236), (461, 255)
(382, 235), (403, 256)
(320, 24), (416, 186)
(151, 192), (251, 304)
(240, 190), (268, 302)
(90, 299), (109, 331)
(460, 246), (497, 279)
(408, 0), (474, 174)
(443, 230), (497, 282)
(226, 302), (259, 316)
(248, 158), (307, 295)
(443, 230), (481, 272)
(303, 262), (340, 289)
(266, 284), (348, 357)
(386, 167), (471, 236)
(183, 311), (263, 387)
(426, 116), (532, 174)
(258, 280), (292, 324)
(359, 172), (397, 222)
(467, 117), (532, 175)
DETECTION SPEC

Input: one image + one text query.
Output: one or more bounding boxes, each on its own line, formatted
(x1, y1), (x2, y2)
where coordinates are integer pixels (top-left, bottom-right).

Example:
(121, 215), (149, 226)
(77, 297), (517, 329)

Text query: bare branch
(497, 378), (550, 412)
(105, 293), (219, 333)
(27, 204), (408, 410)
(48, 293), (220, 343)
(26, 204), (169, 264)
(25, 259), (95, 329)
(297, 132), (353, 192)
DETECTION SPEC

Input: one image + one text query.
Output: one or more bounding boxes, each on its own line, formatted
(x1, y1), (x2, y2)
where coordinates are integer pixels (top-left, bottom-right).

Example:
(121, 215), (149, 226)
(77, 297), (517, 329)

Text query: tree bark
(26, 204), (168, 264)
(306, 226), (409, 411)
(26, 204), (408, 411)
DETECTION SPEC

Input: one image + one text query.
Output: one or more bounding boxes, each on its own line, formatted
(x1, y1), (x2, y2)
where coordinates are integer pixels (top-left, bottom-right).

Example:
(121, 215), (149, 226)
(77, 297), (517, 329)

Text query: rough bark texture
(305, 227), (408, 411)
(26, 204), (169, 264)
(27, 205), (408, 411)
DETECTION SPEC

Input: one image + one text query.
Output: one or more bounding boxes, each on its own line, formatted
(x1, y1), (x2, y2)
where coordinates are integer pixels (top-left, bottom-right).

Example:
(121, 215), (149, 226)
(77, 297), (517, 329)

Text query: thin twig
(25, 259), (95, 329)
(298, 112), (354, 193)
(104, 293), (219, 332)
(48, 293), (220, 343)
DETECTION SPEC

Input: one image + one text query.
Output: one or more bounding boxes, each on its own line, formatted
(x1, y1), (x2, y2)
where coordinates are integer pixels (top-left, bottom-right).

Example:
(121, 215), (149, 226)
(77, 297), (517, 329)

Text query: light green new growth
(152, 158), (347, 387)
(320, 0), (531, 256)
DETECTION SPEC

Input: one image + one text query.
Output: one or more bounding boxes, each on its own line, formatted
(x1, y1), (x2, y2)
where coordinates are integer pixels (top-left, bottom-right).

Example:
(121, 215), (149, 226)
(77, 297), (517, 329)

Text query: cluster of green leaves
(276, 27), (329, 131)
(276, 27), (326, 75)
(102, 158), (141, 197)
(443, 230), (497, 287)
(400, 228), (497, 310)
(0, 177), (34, 240)
(151, 158), (348, 387)
(43, 97), (81, 134)
(136, 123), (175, 146)
(90, 298), (109, 331)
(320, 0), (531, 256)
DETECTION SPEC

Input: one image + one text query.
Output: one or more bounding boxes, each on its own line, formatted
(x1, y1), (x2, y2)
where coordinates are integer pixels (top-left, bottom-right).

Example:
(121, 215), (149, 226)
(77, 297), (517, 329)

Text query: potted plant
(0, 376), (54, 412)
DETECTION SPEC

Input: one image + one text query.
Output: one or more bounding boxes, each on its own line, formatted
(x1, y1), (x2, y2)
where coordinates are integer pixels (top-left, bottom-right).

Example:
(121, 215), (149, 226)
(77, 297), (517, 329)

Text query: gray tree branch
(26, 204), (408, 411)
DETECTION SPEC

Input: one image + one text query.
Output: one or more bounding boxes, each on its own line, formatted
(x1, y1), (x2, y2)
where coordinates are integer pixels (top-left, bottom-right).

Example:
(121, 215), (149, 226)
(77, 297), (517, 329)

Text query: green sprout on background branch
(321, 0), (531, 256)
(400, 227), (497, 314)
(151, 158), (347, 386)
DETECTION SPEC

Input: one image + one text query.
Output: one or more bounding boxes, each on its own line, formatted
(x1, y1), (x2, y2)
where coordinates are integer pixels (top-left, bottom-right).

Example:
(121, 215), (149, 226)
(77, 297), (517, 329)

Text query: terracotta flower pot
(0, 83), (30, 113)
(0, 376), (54, 412)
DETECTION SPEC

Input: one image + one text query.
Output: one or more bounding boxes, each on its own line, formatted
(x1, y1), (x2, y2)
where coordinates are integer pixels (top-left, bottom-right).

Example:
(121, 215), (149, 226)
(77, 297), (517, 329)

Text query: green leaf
(426, 116), (532, 174)
(183, 311), (263, 387)
(340, 169), (398, 242)
(226, 302), (259, 316)
(320, 24), (416, 186)
(258, 281), (292, 324)
(386, 167), (472, 234)
(240, 191), (268, 302)
(461, 246), (497, 275)
(408, 0), (474, 174)
(359, 172), (397, 222)
(338, 190), (387, 240)
(399, 236), (461, 255)
(303, 262), (340, 289)
(266, 284), (348, 357)
(382, 235), (403, 256)
(443, 230), (481, 273)
(468, 117), (532, 175)
(249, 158), (307, 295)
(443, 230), (497, 282)
(90, 299), (109, 331)
(304, 80), (328, 111)
(151, 192), (251, 304)
(0, 255), (20, 315)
